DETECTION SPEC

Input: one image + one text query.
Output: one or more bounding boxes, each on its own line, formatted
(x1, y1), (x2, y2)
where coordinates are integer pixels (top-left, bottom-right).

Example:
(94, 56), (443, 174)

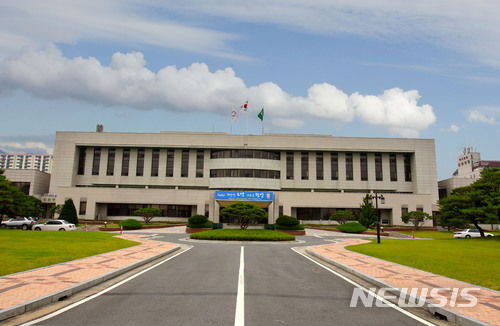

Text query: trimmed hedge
(119, 219), (142, 230)
(190, 229), (295, 241)
(337, 222), (367, 233)
(275, 215), (300, 226)
(187, 220), (214, 228)
(274, 224), (305, 230)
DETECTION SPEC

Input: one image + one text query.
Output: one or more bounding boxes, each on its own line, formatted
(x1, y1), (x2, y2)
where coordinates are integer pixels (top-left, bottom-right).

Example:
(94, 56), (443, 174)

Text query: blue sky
(0, 1), (499, 180)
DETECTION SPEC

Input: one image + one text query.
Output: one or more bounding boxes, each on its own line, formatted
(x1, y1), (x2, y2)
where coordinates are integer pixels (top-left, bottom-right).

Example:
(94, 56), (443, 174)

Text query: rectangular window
(79, 201), (87, 215)
(401, 206), (408, 216)
(404, 154), (412, 182)
(375, 153), (383, 181)
(121, 148), (130, 176)
(331, 153), (338, 180)
(136, 148), (145, 176)
(151, 149), (159, 177)
(107, 148), (115, 176)
(286, 152), (294, 180)
(301, 152), (309, 180)
(345, 153), (353, 181)
(77, 147), (86, 175)
(181, 149), (189, 177)
(166, 150), (174, 177)
(360, 153), (368, 181)
(92, 148), (101, 176)
(316, 152), (324, 180)
(196, 150), (204, 178)
(390, 154), (397, 181)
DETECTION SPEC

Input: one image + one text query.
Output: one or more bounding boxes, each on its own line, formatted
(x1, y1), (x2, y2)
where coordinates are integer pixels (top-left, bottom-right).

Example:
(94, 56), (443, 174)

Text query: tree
(329, 210), (356, 224)
(401, 211), (432, 230)
(359, 194), (377, 228)
(0, 169), (40, 220)
(134, 207), (162, 224)
(50, 204), (63, 218)
(220, 202), (268, 229)
(439, 168), (500, 237)
(59, 198), (79, 225)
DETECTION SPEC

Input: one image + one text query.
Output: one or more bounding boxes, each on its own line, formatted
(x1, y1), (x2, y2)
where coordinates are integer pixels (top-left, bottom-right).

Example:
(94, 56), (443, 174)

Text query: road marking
(21, 246), (193, 326)
(234, 246), (245, 326)
(292, 248), (435, 326)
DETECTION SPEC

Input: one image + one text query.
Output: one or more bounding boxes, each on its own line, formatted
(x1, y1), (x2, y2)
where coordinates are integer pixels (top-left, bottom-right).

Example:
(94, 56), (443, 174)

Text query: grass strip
(346, 237), (500, 291)
(0, 229), (139, 276)
(190, 229), (295, 241)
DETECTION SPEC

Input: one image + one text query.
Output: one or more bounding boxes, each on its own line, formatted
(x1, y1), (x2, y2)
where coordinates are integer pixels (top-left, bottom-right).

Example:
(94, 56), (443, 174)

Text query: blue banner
(215, 191), (273, 201)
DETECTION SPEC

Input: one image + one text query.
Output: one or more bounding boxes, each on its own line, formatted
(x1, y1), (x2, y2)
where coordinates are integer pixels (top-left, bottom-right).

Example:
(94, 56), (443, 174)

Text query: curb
(305, 247), (491, 326)
(0, 245), (180, 322)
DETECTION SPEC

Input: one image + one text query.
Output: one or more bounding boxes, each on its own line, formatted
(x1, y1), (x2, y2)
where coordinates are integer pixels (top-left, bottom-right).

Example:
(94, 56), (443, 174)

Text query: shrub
(275, 215), (300, 226)
(119, 219), (142, 230)
(337, 222), (367, 233)
(220, 202), (268, 229)
(188, 214), (209, 225)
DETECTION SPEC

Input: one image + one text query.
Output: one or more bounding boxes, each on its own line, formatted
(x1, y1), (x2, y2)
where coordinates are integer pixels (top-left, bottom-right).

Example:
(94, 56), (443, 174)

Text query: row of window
(78, 147), (412, 182)
(79, 148), (205, 178)
(289, 152), (411, 182)
(106, 204), (193, 217)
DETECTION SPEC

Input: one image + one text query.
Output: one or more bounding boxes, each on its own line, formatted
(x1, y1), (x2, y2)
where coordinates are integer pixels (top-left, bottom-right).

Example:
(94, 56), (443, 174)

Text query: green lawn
(0, 229), (139, 276)
(395, 230), (456, 239)
(346, 237), (500, 291)
(190, 229), (296, 241)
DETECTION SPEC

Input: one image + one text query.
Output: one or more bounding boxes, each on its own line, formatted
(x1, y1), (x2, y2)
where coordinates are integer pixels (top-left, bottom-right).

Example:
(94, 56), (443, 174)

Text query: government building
(49, 130), (439, 225)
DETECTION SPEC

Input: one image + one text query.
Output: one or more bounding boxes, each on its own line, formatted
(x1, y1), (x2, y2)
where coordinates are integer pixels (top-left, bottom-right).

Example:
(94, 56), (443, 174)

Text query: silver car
(453, 229), (493, 238)
(33, 220), (76, 231)
(0, 217), (37, 230)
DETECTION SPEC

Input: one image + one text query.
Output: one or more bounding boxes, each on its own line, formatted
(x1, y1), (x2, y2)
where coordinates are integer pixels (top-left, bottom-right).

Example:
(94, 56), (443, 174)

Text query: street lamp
(368, 193), (385, 244)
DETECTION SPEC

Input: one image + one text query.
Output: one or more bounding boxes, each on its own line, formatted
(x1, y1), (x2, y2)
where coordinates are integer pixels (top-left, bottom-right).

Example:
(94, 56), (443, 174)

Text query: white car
(453, 229), (493, 238)
(33, 220), (76, 231)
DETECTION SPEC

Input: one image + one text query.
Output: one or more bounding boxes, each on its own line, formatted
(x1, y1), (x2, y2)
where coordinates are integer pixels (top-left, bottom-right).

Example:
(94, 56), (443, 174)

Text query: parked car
(33, 220), (76, 231)
(34, 220), (76, 231)
(453, 229), (494, 238)
(0, 217), (37, 230)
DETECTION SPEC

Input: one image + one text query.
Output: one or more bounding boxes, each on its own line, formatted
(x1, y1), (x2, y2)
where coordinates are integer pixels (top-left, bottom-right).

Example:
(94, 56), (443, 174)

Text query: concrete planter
(99, 224), (185, 232)
(275, 229), (306, 236)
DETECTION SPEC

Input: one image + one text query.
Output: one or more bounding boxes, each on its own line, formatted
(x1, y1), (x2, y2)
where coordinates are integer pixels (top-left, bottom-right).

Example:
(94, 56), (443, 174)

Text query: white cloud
(0, 142), (50, 154)
(467, 108), (499, 124)
(450, 124), (460, 132)
(0, 1), (245, 61)
(0, 46), (436, 137)
(1, 1), (500, 67)
(350, 88), (436, 137)
(158, 0), (500, 68)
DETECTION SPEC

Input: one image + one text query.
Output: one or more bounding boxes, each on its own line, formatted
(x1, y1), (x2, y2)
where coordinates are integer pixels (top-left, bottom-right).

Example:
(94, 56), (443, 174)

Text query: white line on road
(234, 246), (245, 326)
(21, 246), (193, 326)
(292, 248), (435, 326)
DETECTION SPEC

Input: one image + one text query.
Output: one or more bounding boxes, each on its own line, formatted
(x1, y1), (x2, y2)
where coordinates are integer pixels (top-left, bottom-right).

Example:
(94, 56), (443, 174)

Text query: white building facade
(49, 131), (439, 225)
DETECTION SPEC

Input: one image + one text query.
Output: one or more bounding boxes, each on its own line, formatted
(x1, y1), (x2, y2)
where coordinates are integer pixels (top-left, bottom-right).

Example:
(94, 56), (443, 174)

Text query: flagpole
(246, 109), (249, 135)
(230, 107), (233, 134)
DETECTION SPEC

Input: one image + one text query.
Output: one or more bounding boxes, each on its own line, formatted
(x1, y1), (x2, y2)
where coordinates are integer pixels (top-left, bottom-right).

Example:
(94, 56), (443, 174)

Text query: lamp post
(369, 193), (385, 244)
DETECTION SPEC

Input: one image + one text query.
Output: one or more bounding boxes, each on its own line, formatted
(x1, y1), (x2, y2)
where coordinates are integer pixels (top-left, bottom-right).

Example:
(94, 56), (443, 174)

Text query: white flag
(231, 109), (239, 121)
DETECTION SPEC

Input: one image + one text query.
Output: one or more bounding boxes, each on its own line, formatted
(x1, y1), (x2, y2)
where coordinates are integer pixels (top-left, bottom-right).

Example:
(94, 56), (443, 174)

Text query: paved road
(24, 228), (434, 326)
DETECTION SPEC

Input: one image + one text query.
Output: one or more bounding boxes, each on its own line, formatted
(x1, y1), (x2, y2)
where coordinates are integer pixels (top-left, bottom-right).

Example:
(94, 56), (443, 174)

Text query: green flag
(257, 108), (264, 121)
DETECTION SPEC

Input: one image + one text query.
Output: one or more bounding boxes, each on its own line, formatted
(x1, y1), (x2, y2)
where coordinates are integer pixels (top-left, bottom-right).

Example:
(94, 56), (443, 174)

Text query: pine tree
(59, 198), (78, 225)
(358, 194), (377, 228)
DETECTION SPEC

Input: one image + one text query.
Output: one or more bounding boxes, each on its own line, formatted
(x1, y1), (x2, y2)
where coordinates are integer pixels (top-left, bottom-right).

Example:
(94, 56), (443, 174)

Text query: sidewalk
(0, 234), (179, 322)
(307, 239), (500, 326)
